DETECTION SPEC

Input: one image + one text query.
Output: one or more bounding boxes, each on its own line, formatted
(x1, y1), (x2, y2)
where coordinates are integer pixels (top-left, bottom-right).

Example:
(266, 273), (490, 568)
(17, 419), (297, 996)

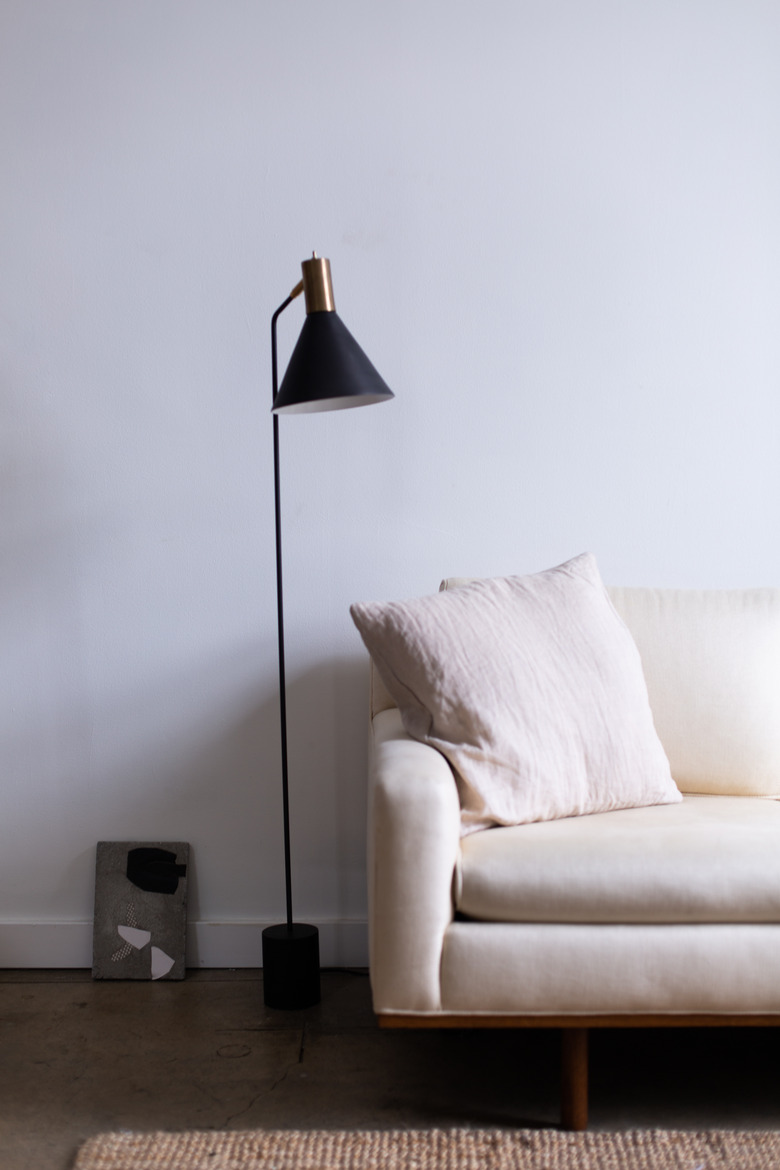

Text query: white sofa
(364, 577), (780, 1128)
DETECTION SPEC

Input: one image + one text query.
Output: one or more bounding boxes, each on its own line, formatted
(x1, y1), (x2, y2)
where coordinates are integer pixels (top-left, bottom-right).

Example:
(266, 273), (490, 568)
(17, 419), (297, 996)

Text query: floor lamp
(262, 254), (394, 1009)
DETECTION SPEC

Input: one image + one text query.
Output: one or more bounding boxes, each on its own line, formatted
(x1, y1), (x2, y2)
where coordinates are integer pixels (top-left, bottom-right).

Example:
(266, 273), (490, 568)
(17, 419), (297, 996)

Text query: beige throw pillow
(351, 553), (681, 833)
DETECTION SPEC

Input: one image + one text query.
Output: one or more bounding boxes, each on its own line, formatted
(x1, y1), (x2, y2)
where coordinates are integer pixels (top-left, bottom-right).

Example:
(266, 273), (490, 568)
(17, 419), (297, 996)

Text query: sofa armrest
(368, 708), (461, 1013)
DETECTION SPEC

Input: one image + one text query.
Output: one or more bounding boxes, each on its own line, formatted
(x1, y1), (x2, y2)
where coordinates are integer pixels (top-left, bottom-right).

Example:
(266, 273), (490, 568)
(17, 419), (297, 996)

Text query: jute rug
(73, 1127), (780, 1170)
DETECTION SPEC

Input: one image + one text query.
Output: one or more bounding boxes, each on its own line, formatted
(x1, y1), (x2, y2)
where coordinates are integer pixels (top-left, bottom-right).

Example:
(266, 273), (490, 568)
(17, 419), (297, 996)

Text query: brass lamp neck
(301, 253), (335, 313)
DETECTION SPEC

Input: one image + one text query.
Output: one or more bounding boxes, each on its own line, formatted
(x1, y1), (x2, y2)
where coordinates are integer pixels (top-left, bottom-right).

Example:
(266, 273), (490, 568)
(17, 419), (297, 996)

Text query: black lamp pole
(272, 293), (296, 932)
(261, 255), (393, 1010)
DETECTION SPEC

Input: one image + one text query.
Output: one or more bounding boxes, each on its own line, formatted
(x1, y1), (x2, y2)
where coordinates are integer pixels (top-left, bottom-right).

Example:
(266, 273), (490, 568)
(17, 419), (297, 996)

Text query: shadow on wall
(0, 381), (373, 926)
(0, 378), (98, 751)
(276, 655), (374, 923)
(126, 652), (373, 926)
(0, 643), (373, 929)
(0, 380), (70, 586)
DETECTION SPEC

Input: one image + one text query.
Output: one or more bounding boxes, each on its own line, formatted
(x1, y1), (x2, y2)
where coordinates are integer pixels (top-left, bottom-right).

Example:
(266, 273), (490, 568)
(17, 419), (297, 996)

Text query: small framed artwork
(92, 841), (189, 980)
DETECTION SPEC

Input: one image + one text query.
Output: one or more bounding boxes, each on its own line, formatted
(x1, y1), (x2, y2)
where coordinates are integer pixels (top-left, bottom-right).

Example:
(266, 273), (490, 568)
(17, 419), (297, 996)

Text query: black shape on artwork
(126, 848), (187, 895)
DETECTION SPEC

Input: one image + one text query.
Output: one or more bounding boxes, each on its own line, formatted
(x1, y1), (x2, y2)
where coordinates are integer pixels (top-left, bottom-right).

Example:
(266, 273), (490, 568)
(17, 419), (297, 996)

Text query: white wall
(1, 1), (778, 966)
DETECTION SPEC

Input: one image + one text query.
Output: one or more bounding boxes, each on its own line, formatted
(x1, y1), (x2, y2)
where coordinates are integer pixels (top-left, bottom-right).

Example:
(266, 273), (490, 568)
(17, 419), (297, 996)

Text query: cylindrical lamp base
(262, 923), (321, 1009)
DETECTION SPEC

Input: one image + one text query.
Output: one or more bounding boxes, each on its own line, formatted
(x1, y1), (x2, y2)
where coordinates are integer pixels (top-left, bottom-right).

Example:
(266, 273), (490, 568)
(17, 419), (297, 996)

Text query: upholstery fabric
(608, 585), (780, 796)
(369, 659), (396, 719)
(439, 922), (780, 1015)
(368, 709), (460, 1013)
(352, 553), (680, 833)
(368, 711), (780, 1018)
(456, 793), (780, 923)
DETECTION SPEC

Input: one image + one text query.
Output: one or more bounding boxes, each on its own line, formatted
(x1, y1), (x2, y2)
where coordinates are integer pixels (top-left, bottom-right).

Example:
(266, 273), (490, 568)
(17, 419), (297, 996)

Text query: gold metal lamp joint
(301, 252), (335, 313)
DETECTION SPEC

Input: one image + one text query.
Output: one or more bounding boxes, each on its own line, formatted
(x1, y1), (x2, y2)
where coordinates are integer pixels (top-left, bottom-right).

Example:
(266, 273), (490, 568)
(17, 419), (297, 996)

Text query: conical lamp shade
(272, 312), (394, 415)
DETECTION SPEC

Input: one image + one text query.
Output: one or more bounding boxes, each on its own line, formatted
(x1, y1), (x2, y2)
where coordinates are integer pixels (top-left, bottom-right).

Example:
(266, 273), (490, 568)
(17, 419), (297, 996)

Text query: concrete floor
(1, 969), (779, 1170)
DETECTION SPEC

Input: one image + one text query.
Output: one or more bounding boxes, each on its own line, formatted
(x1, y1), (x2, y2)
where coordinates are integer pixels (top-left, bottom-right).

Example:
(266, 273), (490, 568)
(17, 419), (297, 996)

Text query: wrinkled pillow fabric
(351, 553), (680, 833)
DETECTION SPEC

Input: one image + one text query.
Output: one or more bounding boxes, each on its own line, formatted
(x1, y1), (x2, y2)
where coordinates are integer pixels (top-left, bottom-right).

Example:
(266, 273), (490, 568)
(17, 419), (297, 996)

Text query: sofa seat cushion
(455, 794), (780, 923)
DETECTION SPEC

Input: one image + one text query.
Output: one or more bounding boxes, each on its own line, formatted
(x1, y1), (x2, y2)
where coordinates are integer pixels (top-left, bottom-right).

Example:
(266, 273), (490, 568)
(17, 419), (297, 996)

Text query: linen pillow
(351, 553), (680, 833)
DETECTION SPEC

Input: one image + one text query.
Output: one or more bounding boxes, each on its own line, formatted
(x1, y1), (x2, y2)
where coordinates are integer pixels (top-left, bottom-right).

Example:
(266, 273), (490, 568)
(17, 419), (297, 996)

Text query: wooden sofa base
(377, 1013), (780, 1132)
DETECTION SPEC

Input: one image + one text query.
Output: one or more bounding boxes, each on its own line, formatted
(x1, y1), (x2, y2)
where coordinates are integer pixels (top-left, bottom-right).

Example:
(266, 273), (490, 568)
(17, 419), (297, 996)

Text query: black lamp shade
(272, 311), (394, 414)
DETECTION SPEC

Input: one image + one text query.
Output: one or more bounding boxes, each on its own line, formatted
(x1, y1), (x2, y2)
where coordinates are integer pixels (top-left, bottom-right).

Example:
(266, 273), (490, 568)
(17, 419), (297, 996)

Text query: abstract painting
(92, 842), (189, 980)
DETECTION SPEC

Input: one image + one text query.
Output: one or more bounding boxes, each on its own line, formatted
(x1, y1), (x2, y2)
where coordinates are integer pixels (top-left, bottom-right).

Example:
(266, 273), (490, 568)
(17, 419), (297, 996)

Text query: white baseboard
(0, 920), (369, 969)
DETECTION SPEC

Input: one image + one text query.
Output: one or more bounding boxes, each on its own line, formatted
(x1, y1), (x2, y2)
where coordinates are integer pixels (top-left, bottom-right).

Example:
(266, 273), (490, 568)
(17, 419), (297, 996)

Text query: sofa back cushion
(608, 586), (780, 797)
(456, 793), (780, 922)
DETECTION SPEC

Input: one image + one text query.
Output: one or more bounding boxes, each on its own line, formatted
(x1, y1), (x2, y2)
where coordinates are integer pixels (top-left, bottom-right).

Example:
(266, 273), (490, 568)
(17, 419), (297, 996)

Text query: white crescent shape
(117, 924), (152, 950)
(151, 946), (176, 980)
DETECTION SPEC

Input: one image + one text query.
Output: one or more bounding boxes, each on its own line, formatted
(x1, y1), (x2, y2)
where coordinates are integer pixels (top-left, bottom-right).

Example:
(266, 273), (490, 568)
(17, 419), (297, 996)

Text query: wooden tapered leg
(561, 1027), (588, 1131)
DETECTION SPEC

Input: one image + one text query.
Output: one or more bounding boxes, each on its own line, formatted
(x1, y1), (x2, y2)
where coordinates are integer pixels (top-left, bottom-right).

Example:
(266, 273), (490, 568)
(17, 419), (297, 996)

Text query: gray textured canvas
(92, 841), (189, 980)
